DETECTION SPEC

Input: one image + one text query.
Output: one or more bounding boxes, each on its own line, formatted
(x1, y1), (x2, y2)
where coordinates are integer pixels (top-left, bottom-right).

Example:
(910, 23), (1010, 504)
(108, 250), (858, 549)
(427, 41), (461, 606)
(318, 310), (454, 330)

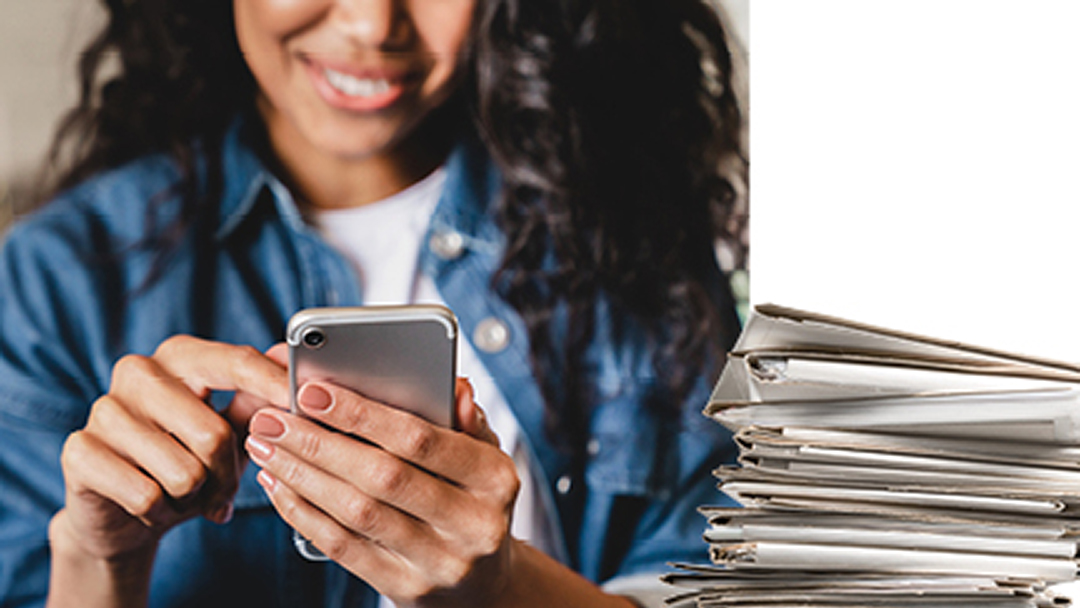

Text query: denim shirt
(0, 121), (739, 608)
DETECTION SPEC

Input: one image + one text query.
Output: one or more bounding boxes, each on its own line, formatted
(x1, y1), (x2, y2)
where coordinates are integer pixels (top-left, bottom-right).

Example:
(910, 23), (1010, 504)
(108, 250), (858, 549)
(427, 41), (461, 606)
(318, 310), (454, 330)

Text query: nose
(331, 0), (409, 48)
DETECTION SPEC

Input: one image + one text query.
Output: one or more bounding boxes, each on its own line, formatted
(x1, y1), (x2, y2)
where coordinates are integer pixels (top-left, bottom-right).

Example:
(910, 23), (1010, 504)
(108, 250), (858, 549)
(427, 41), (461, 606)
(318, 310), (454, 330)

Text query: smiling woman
(0, 1), (748, 607)
(234, 0), (475, 207)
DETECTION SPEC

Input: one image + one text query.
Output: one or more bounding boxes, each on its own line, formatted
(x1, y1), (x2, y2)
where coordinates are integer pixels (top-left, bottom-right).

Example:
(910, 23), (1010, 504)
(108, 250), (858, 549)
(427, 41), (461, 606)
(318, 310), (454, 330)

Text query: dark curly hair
(41, 0), (748, 451)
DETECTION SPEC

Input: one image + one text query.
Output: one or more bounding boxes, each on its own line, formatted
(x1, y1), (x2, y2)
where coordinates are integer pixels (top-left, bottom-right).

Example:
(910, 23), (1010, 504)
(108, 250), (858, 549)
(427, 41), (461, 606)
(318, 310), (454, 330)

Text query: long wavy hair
(42, 0), (748, 451)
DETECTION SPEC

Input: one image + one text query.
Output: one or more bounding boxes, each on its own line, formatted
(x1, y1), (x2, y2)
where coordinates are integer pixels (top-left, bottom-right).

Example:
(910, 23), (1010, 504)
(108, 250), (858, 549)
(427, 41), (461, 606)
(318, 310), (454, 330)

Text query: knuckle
(87, 395), (125, 432)
(491, 461), (521, 505)
(190, 415), (235, 459)
(276, 456), (308, 488)
(231, 344), (263, 375)
(275, 489), (300, 521)
(294, 427), (324, 461)
(151, 337), (180, 363)
(233, 343), (261, 362)
(401, 583), (429, 604)
(60, 431), (89, 472)
(336, 395), (368, 431)
(111, 354), (154, 387)
(233, 344), (282, 396)
(165, 461), (206, 499)
(400, 577), (437, 602)
(435, 556), (470, 587)
(343, 494), (381, 534)
(318, 529), (352, 563)
(370, 461), (410, 498)
(153, 334), (195, 359)
(127, 480), (163, 517)
(471, 516), (508, 557)
(401, 425), (438, 461)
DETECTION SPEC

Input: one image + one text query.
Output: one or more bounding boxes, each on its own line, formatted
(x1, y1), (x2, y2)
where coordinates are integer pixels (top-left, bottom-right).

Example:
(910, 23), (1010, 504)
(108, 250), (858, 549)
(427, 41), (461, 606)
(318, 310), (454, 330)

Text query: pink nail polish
(246, 435), (274, 462)
(257, 469), (276, 492)
(251, 411), (286, 439)
(299, 384), (333, 412)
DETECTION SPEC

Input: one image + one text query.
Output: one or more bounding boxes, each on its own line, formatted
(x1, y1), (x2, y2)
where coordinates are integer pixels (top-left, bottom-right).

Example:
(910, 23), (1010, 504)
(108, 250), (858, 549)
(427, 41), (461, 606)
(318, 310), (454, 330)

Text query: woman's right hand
(50, 336), (290, 563)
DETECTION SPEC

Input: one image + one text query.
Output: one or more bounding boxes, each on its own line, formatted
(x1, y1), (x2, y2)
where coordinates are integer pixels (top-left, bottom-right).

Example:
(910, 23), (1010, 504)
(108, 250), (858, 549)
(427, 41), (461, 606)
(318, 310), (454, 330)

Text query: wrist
(47, 510), (157, 608)
(484, 540), (636, 608)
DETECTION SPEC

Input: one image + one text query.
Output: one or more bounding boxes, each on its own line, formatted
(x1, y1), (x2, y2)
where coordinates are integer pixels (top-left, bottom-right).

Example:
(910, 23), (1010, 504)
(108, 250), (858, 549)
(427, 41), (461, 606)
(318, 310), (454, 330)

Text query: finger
(144, 337), (289, 506)
(219, 343), (290, 445)
(265, 342), (289, 368)
(62, 430), (181, 529)
(454, 378), (499, 448)
(253, 468), (424, 598)
(245, 429), (448, 560)
(152, 335), (290, 410)
(108, 354), (241, 516)
(222, 387), (289, 439)
(87, 395), (208, 504)
(247, 409), (477, 532)
(295, 381), (515, 493)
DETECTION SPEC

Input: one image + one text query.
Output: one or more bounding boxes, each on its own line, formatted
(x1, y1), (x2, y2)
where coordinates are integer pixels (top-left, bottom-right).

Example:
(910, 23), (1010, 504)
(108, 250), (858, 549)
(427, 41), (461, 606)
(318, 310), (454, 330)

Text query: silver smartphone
(285, 304), (459, 560)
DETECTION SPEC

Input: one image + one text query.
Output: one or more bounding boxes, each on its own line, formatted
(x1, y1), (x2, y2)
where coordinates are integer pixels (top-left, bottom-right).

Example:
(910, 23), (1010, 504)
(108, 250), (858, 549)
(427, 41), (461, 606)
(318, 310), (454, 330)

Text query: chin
(313, 128), (400, 161)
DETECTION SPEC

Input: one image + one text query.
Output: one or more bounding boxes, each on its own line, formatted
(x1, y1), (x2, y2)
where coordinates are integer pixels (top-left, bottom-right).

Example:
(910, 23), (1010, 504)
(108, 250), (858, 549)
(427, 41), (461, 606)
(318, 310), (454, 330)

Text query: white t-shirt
(313, 170), (559, 605)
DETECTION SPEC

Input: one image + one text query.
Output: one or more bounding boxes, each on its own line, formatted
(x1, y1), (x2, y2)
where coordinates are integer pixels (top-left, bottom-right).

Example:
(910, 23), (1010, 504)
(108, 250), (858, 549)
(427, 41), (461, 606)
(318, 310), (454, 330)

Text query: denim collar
(214, 117), (304, 241)
(212, 116), (504, 253)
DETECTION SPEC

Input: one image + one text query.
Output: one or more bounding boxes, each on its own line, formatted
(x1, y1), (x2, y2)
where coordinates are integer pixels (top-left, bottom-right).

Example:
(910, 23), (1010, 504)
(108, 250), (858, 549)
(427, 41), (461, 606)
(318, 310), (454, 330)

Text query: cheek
(234, 0), (329, 94)
(411, 0), (476, 61)
(234, 0), (328, 49)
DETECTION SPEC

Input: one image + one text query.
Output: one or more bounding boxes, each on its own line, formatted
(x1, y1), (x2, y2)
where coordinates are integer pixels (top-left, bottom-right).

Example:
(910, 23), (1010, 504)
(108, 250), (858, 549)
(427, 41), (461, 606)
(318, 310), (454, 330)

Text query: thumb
(264, 342), (289, 368)
(455, 377), (499, 447)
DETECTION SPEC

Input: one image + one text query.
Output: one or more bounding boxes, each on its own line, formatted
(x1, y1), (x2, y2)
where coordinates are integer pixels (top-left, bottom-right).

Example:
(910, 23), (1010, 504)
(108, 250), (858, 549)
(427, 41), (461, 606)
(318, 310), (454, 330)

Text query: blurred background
(0, 0), (105, 228)
(0, 0), (749, 233)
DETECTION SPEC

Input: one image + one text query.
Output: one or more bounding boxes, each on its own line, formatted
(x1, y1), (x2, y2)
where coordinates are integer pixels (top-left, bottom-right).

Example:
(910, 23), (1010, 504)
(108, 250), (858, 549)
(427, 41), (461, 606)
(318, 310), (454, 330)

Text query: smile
(305, 60), (410, 112)
(323, 68), (392, 98)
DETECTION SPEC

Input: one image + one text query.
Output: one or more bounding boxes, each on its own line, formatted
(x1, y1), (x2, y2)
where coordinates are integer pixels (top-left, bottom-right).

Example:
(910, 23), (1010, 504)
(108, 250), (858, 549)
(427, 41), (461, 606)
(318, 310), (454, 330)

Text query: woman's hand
(246, 377), (520, 607)
(48, 336), (289, 602)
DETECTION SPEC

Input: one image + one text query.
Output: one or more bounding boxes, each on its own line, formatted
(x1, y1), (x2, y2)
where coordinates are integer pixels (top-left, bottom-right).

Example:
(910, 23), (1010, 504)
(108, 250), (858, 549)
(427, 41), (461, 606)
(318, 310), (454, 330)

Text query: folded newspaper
(664, 304), (1080, 607)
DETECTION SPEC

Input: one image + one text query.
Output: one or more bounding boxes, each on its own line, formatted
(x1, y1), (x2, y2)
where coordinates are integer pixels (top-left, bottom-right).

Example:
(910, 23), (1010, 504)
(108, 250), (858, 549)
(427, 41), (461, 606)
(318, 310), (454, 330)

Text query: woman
(0, 0), (747, 606)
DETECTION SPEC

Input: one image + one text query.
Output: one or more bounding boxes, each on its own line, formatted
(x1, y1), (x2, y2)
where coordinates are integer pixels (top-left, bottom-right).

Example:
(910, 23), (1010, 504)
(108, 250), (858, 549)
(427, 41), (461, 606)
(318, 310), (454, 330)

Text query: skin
(47, 338), (291, 607)
(46, 1), (639, 606)
(233, 0), (475, 209)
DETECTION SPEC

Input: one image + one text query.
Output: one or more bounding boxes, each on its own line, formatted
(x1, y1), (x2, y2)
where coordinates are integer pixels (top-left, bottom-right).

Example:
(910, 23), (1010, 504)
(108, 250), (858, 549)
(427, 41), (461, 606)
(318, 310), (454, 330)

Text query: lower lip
(305, 63), (408, 113)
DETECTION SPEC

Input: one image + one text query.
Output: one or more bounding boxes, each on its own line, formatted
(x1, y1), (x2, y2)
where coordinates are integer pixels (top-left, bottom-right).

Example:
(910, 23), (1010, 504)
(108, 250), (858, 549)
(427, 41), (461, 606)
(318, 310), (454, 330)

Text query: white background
(750, 1), (1080, 363)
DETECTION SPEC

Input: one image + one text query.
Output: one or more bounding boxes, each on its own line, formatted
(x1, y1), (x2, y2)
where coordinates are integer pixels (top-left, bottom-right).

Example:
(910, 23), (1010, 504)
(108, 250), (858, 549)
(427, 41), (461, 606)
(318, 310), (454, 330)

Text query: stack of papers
(664, 304), (1080, 607)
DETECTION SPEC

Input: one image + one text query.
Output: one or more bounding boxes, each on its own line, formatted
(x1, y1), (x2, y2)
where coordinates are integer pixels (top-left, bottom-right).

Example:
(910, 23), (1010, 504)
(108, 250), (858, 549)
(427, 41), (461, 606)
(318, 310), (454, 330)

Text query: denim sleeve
(0, 213), (114, 607)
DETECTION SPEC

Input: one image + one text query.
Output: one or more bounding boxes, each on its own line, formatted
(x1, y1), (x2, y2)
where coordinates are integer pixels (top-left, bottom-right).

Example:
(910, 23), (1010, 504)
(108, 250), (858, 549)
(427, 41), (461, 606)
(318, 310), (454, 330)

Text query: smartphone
(285, 304), (459, 560)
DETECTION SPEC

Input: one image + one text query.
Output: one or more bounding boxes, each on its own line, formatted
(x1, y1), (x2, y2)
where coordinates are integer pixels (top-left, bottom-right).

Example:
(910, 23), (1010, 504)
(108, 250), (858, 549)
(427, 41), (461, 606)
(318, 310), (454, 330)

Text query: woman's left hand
(245, 377), (519, 607)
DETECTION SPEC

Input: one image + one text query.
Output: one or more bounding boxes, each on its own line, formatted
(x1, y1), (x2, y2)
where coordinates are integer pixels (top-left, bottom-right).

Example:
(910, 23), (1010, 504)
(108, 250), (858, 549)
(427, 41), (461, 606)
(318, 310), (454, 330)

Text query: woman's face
(234, 0), (476, 162)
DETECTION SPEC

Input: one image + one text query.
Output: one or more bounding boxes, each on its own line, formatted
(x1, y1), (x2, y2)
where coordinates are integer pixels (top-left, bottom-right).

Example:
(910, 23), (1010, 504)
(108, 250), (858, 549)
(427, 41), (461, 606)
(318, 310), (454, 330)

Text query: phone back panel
(287, 306), (458, 428)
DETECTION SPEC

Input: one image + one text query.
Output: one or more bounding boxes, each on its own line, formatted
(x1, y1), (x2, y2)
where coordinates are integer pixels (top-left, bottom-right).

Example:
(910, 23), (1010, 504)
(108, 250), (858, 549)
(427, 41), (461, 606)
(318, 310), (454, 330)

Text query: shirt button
(473, 317), (510, 353)
(556, 475), (573, 495)
(429, 230), (465, 260)
(587, 439), (601, 457)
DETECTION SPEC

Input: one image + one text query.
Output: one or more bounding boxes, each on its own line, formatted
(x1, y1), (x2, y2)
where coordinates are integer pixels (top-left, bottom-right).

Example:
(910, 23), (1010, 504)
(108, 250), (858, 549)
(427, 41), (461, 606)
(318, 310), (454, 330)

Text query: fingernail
(245, 435), (274, 462)
(299, 384), (333, 413)
(257, 469), (276, 492)
(210, 501), (234, 525)
(250, 411), (286, 439)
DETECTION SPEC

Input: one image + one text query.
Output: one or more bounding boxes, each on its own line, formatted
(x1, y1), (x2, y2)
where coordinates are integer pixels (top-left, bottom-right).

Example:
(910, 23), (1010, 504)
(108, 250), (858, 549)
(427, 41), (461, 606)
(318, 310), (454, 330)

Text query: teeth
(324, 68), (392, 98)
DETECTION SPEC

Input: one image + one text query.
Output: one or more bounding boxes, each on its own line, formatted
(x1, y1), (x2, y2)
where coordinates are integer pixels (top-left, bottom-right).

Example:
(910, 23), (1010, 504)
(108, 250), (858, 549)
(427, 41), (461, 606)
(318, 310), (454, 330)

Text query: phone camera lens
(302, 328), (326, 349)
